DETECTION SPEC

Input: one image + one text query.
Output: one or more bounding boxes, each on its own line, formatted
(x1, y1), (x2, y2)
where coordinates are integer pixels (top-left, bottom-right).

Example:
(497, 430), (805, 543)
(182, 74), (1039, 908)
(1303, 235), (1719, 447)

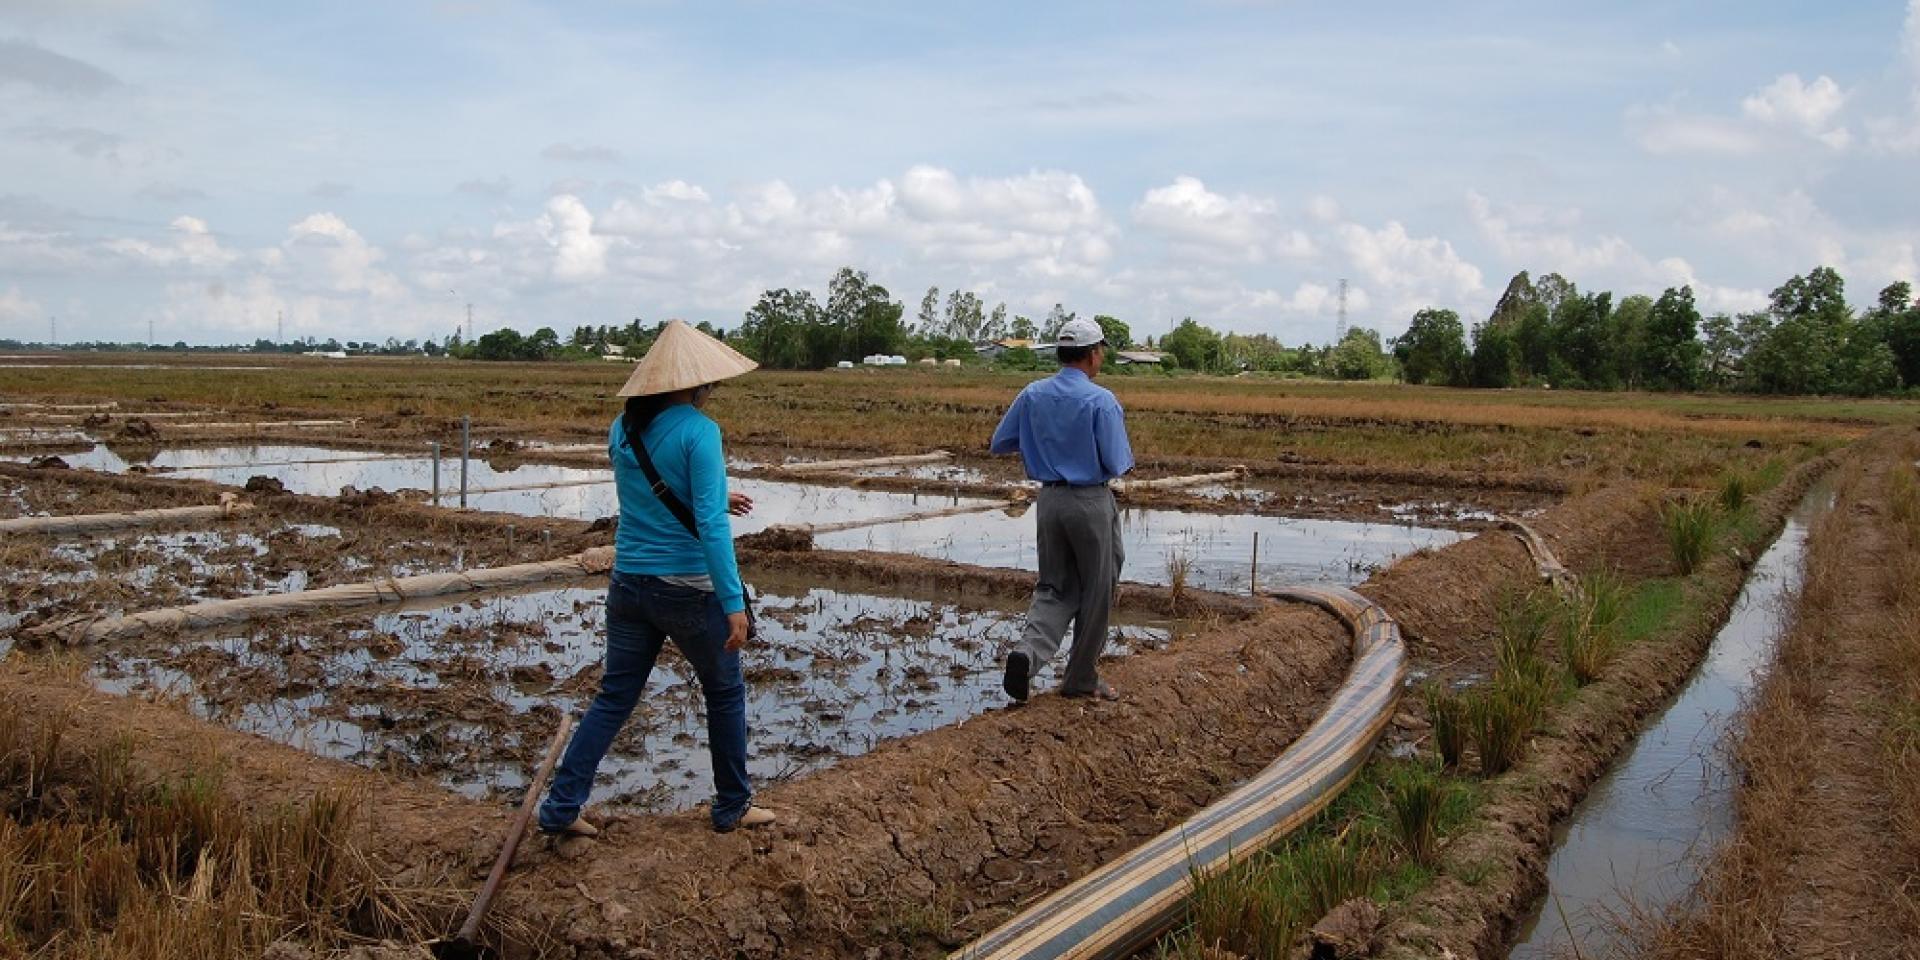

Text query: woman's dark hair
(622, 394), (673, 449)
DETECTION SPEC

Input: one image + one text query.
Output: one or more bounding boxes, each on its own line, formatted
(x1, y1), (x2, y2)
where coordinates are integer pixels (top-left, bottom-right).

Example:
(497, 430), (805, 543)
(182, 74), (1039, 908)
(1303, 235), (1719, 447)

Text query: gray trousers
(1018, 484), (1124, 696)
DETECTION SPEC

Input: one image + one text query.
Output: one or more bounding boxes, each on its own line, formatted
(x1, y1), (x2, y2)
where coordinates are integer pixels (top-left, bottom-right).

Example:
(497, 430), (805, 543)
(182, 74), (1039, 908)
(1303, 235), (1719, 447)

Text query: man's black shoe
(1003, 650), (1031, 702)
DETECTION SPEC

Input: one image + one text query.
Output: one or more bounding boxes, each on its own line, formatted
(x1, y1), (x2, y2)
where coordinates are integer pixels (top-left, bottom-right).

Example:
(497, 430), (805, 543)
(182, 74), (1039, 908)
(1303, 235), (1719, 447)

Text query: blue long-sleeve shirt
(988, 367), (1135, 484)
(610, 405), (746, 614)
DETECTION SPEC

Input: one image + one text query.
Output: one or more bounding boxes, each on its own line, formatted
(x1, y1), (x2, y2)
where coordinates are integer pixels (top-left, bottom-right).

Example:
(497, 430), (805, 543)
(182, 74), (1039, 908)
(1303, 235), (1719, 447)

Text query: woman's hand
(728, 491), (754, 517)
(725, 611), (750, 651)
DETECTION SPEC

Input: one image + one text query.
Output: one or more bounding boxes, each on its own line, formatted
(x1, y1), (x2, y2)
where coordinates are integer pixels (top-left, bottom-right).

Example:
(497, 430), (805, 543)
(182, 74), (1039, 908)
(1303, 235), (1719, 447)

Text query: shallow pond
(93, 572), (1179, 809)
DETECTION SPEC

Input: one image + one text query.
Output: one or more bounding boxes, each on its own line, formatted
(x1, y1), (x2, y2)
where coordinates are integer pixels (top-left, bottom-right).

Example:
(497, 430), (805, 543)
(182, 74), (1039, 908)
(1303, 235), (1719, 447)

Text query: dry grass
(0, 700), (439, 959)
(0, 355), (1878, 484)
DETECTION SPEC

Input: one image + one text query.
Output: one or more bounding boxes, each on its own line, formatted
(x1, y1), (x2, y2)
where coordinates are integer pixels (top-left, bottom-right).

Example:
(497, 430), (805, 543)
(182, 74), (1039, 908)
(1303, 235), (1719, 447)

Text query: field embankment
(1364, 448), (1835, 959)
(1623, 430), (1920, 960)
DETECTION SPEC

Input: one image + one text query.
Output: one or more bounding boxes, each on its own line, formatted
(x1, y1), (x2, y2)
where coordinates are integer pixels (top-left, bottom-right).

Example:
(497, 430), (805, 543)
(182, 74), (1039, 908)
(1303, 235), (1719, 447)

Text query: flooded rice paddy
(816, 506), (1468, 592)
(1507, 481), (1834, 959)
(3, 443), (996, 531)
(92, 573), (1179, 809)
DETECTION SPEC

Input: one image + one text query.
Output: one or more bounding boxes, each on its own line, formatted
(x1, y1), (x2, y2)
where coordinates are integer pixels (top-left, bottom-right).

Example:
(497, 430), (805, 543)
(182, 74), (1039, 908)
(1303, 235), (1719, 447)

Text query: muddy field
(1, 369), (1909, 960)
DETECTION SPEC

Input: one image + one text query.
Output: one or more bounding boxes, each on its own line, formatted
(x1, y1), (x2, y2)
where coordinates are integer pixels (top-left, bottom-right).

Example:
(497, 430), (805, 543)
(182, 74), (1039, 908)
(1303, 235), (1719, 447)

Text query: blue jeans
(538, 572), (753, 832)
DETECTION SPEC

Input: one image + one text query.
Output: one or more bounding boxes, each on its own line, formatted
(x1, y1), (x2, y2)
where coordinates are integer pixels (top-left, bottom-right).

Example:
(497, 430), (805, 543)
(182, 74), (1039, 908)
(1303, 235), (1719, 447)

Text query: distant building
(1111, 350), (1166, 366)
(973, 337), (1033, 361)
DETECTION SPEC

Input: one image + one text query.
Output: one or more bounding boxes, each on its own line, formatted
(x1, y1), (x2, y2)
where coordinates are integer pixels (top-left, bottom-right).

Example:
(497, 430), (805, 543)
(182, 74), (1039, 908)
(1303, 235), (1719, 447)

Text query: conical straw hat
(616, 320), (760, 397)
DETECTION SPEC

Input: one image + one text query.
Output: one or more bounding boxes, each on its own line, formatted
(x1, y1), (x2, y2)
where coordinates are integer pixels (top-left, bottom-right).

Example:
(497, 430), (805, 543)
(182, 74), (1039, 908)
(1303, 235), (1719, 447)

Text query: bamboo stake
(1110, 467), (1247, 495)
(762, 495), (1026, 538)
(33, 546), (617, 646)
(777, 451), (954, 475)
(0, 498), (253, 537)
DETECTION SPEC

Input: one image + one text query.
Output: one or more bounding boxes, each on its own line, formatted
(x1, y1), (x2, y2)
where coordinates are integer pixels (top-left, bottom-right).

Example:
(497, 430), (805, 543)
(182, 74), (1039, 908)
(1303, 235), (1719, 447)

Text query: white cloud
(1132, 175), (1315, 263)
(535, 195), (609, 282)
(286, 212), (398, 294)
(1467, 191), (1636, 275)
(1631, 74), (1853, 155)
(1868, 0), (1920, 153)
(105, 215), (242, 269)
(1740, 73), (1851, 149)
(1335, 219), (1483, 312)
(1469, 190), (1767, 314)
(0, 284), (43, 329)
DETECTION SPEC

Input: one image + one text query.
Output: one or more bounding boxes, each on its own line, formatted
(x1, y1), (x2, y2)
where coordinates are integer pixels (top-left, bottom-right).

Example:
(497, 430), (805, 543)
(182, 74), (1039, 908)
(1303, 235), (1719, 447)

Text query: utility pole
(277, 310), (284, 345)
(466, 302), (473, 343)
(1336, 278), (1349, 343)
(49, 316), (56, 346)
(148, 318), (155, 346)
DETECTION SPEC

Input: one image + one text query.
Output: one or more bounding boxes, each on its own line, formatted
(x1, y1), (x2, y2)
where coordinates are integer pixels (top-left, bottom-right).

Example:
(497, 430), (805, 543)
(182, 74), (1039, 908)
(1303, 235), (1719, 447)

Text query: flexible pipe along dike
(951, 583), (1407, 960)
(31, 546), (615, 646)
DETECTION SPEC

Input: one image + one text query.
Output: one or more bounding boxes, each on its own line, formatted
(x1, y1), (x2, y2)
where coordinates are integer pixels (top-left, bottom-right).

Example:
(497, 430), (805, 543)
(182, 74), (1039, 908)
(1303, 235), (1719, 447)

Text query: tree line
(17, 263), (1910, 396)
(1393, 267), (1919, 395)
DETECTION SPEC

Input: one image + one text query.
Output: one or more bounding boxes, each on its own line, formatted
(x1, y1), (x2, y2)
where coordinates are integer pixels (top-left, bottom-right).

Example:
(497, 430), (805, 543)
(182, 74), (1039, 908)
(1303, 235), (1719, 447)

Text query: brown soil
(1371, 452), (1836, 960)
(0, 465), (597, 635)
(1635, 436), (1920, 960)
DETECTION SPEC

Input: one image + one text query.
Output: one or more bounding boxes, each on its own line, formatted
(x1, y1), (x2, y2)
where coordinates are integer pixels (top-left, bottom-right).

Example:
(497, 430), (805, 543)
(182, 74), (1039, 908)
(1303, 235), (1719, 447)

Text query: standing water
(1507, 481), (1834, 958)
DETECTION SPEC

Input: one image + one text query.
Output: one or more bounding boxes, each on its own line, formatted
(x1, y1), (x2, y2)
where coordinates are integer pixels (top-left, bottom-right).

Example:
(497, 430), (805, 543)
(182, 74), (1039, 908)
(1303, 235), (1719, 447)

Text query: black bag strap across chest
(623, 415), (701, 540)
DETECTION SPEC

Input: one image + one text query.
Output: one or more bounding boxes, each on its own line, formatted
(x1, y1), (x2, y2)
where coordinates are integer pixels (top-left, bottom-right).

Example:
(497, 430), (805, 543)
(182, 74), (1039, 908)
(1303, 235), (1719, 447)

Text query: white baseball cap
(1054, 317), (1106, 348)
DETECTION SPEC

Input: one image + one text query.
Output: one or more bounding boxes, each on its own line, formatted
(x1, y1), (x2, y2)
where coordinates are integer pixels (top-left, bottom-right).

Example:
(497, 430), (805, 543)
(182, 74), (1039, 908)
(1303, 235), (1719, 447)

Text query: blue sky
(2, 0), (1917, 346)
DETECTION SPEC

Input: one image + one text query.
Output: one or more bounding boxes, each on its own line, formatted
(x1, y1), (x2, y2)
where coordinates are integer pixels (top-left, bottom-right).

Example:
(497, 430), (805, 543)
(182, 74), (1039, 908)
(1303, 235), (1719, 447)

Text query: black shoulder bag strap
(623, 415), (700, 539)
(622, 414), (757, 636)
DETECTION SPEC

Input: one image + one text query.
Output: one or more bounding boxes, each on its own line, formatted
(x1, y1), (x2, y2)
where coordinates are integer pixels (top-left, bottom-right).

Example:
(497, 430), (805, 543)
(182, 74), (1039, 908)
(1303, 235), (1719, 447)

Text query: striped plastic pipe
(951, 584), (1407, 960)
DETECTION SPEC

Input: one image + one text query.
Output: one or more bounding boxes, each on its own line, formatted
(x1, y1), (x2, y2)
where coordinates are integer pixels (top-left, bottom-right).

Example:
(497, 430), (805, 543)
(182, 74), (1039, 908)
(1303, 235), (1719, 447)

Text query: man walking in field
(990, 317), (1134, 702)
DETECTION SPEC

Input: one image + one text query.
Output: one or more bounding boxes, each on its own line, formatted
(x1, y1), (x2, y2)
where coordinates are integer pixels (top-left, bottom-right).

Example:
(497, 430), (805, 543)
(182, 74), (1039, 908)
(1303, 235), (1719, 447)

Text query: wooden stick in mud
(446, 711), (574, 953)
(437, 476), (611, 498)
(0, 401), (117, 411)
(167, 419), (359, 431)
(1497, 515), (1579, 598)
(33, 547), (617, 646)
(776, 450), (954, 475)
(1110, 467), (1246, 495)
(0, 497), (254, 537)
(16, 411), (221, 423)
(158, 453), (417, 471)
(764, 495), (1027, 537)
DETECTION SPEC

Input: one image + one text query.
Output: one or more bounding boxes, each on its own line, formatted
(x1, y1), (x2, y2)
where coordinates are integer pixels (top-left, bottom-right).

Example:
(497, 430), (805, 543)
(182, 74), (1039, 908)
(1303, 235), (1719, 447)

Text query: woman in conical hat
(539, 320), (776, 835)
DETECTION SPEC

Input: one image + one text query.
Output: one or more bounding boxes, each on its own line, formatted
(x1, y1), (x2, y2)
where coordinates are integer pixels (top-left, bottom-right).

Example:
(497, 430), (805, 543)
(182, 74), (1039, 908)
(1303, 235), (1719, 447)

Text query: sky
(2, 0), (1918, 347)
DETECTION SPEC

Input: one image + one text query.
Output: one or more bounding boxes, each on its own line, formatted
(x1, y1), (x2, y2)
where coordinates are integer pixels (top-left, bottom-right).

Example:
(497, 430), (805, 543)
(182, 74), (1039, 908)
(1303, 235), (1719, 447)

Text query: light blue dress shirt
(988, 367), (1135, 484)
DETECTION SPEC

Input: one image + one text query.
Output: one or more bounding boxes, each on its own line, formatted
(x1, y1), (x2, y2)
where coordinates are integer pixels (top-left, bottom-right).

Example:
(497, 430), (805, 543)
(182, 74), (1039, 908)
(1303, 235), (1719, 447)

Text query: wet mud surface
(93, 569), (1185, 810)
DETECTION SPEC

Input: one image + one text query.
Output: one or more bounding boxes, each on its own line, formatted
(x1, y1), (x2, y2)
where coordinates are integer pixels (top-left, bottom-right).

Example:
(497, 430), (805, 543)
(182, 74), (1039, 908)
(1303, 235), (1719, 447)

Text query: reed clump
(1422, 682), (1470, 770)
(1562, 571), (1625, 685)
(1382, 762), (1447, 866)
(1717, 468), (1751, 513)
(1662, 498), (1718, 575)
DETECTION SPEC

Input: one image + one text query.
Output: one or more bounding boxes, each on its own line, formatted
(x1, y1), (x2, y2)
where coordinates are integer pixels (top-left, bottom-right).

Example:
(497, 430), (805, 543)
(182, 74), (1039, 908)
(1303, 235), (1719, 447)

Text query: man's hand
(725, 610), (750, 651)
(728, 491), (754, 516)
